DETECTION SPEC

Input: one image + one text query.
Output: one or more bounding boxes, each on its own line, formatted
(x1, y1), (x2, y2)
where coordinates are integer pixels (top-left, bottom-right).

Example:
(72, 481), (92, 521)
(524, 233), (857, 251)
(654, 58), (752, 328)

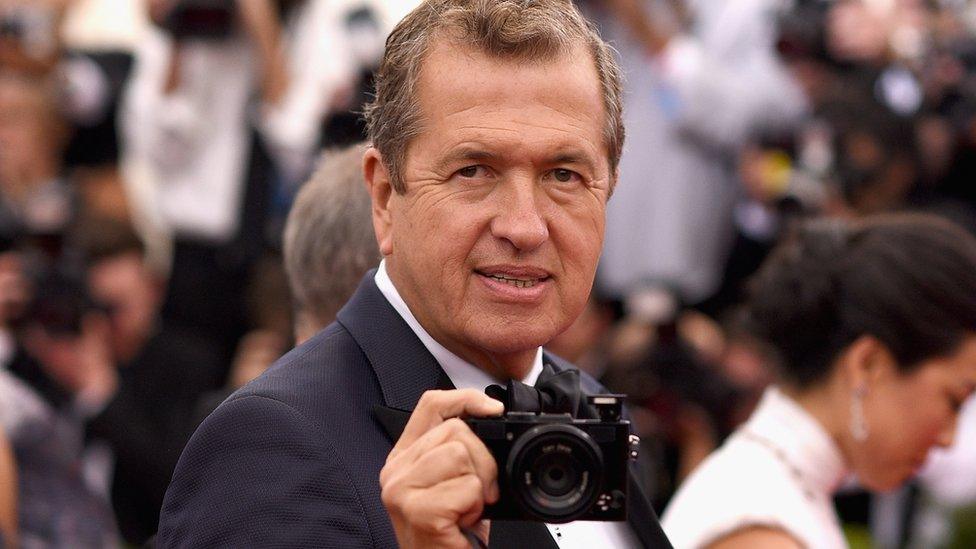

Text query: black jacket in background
(86, 325), (223, 545)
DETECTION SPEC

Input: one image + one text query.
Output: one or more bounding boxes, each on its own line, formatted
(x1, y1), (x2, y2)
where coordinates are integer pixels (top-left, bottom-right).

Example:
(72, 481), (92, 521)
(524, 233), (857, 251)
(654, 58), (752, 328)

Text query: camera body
(466, 395), (638, 524)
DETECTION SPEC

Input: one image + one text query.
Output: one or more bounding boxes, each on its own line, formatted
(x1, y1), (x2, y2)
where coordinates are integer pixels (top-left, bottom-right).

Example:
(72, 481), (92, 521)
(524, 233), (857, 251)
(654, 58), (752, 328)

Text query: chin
(860, 470), (911, 493)
(473, 325), (556, 355)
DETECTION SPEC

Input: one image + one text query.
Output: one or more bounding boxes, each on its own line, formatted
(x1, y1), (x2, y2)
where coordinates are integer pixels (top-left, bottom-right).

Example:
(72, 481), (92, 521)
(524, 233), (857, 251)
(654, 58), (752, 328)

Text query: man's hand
(380, 389), (504, 548)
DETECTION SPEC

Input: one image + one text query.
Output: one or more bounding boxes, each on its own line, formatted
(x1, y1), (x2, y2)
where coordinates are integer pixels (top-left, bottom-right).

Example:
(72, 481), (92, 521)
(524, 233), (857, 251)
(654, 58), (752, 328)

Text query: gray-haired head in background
(283, 142), (380, 344)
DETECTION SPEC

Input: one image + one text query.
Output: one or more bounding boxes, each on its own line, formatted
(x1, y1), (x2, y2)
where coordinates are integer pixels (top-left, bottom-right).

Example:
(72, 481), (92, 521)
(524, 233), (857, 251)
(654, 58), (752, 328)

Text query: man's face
(88, 253), (161, 362)
(368, 40), (612, 377)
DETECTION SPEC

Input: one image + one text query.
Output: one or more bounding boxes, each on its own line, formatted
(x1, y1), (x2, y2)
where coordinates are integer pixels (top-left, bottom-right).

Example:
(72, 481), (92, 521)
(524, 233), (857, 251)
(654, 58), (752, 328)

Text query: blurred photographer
(2, 265), (120, 547)
(77, 219), (223, 546)
(122, 0), (375, 367)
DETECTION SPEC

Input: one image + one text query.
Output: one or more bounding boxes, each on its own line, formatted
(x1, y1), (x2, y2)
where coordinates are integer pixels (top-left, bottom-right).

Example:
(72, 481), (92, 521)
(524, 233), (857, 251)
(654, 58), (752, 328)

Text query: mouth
(475, 266), (551, 294)
(481, 273), (544, 288)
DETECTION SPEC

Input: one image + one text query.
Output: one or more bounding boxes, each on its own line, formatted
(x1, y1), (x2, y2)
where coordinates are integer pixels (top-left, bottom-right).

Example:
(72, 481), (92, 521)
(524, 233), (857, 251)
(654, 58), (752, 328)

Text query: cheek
(873, 386), (950, 456)
(551, 202), (605, 262)
(396, 205), (486, 289)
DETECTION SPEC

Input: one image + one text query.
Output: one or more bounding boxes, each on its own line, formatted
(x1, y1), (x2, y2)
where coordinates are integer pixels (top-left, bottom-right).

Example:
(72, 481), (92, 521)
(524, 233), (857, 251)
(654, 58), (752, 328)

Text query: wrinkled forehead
(410, 37), (608, 154)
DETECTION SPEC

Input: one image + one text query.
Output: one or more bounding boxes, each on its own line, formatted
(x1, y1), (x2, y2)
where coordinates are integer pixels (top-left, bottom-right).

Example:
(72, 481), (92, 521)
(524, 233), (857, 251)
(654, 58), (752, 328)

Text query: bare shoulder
(706, 526), (804, 549)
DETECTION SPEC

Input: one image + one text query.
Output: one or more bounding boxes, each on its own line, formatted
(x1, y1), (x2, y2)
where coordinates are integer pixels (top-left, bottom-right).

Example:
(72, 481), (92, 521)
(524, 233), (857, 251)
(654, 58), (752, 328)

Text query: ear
(363, 147), (395, 257)
(838, 335), (896, 391)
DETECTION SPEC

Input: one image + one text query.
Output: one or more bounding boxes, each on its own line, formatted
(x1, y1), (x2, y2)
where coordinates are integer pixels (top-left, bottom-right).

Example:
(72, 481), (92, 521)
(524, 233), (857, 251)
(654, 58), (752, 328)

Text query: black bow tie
(485, 364), (586, 417)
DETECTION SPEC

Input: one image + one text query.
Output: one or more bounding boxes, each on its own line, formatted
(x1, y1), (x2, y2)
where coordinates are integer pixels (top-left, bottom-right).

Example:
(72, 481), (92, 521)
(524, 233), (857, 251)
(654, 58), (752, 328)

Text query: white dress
(661, 387), (849, 548)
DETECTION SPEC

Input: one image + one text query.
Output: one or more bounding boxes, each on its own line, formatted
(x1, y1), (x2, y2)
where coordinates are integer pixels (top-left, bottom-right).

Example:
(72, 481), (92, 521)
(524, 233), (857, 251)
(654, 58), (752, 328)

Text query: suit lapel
(337, 271), (453, 412)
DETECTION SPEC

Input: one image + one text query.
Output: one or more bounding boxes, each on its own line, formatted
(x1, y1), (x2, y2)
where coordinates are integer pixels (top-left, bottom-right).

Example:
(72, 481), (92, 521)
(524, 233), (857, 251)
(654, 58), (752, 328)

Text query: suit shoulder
(233, 321), (375, 410)
(158, 394), (377, 547)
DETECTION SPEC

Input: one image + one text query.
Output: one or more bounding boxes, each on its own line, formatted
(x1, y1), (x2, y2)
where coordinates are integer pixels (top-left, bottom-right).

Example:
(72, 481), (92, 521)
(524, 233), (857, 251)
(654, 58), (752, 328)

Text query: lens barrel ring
(505, 423), (604, 523)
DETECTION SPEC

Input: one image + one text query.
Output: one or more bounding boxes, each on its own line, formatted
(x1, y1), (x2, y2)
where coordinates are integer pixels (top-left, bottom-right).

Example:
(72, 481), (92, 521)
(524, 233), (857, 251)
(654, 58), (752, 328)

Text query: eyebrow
(434, 147), (499, 173)
(548, 151), (597, 173)
(438, 145), (599, 173)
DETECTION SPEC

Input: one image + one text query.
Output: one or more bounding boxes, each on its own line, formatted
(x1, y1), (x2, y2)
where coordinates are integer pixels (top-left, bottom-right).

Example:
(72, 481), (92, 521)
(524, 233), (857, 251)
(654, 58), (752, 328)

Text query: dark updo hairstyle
(747, 213), (976, 388)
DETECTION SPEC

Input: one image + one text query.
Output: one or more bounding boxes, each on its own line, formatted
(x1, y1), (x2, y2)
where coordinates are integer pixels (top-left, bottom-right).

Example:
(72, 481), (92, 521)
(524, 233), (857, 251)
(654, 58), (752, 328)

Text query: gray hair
(364, 0), (624, 194)
(283, 143), (381, 330)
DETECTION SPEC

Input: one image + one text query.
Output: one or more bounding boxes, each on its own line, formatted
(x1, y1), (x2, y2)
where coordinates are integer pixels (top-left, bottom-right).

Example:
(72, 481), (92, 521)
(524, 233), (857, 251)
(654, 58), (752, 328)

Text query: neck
(456, 346), (536, 382)
(780, 381), (851, 466)
(294, 309), (336, 346)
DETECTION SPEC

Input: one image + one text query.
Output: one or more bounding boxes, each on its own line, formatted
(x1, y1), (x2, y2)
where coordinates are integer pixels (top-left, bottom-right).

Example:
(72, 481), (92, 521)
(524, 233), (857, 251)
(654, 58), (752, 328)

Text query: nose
(490, 177), (548, 252)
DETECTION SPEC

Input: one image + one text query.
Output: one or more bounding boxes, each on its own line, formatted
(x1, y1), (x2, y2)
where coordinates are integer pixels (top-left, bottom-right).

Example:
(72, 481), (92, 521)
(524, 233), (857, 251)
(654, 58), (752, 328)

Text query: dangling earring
(850, 386), (869, 442)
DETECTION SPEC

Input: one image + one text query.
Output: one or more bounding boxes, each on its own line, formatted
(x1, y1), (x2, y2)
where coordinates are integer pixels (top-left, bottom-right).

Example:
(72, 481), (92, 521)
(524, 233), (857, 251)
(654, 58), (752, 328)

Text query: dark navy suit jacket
(157, 273), (672, 548)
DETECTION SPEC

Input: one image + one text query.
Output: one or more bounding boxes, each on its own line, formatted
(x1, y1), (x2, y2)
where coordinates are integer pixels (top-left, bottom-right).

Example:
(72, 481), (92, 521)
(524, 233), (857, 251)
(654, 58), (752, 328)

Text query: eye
(548, 168), (582, 185)
(457, 165), (489, 179)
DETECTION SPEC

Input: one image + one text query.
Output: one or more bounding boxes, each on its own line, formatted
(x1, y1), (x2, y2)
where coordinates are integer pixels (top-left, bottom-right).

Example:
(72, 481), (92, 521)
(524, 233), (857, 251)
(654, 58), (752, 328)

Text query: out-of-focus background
(0, 0), (974, 547)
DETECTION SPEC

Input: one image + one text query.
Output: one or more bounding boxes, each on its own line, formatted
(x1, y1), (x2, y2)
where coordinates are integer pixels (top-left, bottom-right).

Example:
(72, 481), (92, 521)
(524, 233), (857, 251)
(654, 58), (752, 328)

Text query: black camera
(466, 395), (638, 523)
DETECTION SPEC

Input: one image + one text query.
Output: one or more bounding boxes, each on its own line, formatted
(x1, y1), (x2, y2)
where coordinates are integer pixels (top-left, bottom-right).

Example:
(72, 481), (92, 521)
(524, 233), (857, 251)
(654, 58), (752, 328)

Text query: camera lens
(506, 423), (603, 523)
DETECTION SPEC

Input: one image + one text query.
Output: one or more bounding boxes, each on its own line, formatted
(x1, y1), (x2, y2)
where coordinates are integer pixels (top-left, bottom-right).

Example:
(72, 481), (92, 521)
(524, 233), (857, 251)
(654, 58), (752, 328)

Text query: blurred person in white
(585, 0), (807, 310)
(120, 0), (383, 360)
(121, 0), (382, 244)
(662, 214), (976, 549)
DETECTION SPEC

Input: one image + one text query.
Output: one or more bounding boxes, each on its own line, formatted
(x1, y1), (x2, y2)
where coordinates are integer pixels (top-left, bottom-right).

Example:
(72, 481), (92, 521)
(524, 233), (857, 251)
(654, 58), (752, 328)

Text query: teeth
(487, 274), (538, 288)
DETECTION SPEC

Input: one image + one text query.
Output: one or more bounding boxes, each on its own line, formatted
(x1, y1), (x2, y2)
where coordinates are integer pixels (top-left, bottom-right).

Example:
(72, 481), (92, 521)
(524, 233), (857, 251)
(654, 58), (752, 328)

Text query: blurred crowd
(0, 0), (973, 547)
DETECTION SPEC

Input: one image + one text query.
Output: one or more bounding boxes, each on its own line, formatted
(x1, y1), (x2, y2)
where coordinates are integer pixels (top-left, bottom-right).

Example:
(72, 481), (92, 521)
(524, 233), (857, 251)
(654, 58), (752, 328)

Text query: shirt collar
(374, 259), (544, 390)
(745, 386), (849, 496)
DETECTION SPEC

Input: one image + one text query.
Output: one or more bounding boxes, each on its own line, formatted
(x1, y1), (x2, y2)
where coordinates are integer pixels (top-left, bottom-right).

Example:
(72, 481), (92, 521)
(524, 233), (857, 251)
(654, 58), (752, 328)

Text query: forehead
(916, 336), (976, 389)
(409, 39), (607, 167)
(948, 336), (976, 381)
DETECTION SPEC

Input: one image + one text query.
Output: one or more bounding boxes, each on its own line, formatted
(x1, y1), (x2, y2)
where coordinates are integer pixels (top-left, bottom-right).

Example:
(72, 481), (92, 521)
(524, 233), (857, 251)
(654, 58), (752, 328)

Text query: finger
(389, 429), (497, 501)
(407, 474), (487, 540)
(394, 389), (503, 452)
(385, 418), (499, 501)
(383, 439), (478, 492)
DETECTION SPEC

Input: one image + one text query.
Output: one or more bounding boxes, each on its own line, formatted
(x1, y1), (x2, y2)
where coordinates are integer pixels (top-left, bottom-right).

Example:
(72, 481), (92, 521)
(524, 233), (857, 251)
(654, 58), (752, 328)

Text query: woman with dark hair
(662, 213), (976, 548)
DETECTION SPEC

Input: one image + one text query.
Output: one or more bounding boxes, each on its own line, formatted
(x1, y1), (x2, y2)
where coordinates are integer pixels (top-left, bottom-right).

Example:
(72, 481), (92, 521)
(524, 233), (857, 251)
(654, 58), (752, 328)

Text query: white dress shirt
(375, 261), (641, 548)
